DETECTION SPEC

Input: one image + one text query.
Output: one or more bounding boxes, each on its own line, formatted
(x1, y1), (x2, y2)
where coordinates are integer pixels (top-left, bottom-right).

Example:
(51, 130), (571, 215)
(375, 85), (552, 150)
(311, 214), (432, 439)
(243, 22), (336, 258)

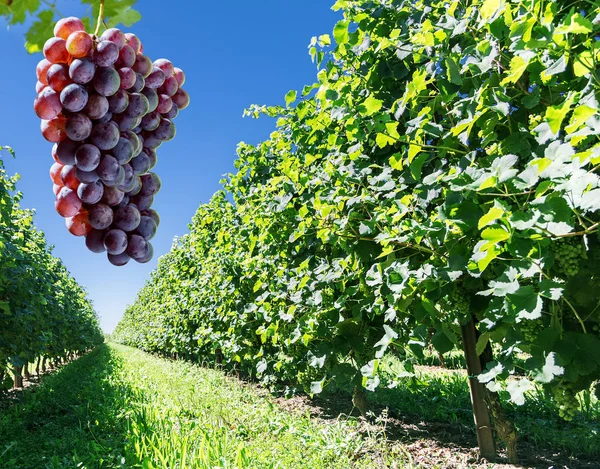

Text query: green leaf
(376, 133), (396, 148)
(555, 12), (593, 35)
(333, 20), (350, 46)
(362, 95), (383, 116)
(534, 352), (564, 383)
(24, 9), (54, 53)
(478, 206), (505, 230)
(285, 90), (297, 107)
(432, 330), (454, 354)
(481, 227), (510, 243)
(445, 57), (462, 85)
(501, 56), (528, 85)
(545, 93), (576, 134)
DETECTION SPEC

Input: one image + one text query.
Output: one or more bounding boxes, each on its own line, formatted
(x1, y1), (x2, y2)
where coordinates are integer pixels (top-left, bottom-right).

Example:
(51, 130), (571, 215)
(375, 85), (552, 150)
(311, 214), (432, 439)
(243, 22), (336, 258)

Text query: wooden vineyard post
(461, 319), (496, 460)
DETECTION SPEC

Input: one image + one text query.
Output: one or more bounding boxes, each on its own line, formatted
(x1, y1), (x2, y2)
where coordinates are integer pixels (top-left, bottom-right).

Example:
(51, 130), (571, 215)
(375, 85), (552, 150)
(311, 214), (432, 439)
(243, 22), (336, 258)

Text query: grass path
(0, 343), (402, 468)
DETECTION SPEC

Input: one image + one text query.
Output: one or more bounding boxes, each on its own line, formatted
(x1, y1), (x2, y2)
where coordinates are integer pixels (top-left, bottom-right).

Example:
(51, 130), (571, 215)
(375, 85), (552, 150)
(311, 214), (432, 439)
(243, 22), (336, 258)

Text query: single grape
(164, 103), (179, 119)
(69, 58), (96, 84)
(77, 181), (104, 204)
(173, 67), (185, 87)
(141, 88), (158, 113)
(126, 234), (148, 259)
(74, 143), (100, 171)
(108, 89), (129, 113)
(103, 166), (125, 188)
(112, 137), (134, 164)
(53, 183), (63, 195)
(130, 193), (154, 211)
(127, 176), (142, 196)
(131, 73), (145, 92)
(125, 92), (150, 118)
(101, 186), (125, 206)
(141, 111), (161, 131)
(118, 67), (136, 90)
(146, 148), (157, 169)
(122, 130), (141, 156)
(95, 110), (113, 124)
(76, 168), (100, 183)
(145, 67), (166, 89)
(85, 229), (107, 253)
(140, 208), (160, 227)
(54, 16), (85, 40)
(121, 163), (134, 185)
(139, 172), (161, 196)
(124, 33), (142, 54)
(50, 162), (64, 185)
(66, 30), (93, 58)
(88, 203), (114, 230)
(154, 118), (176, 141)
(133, 54), (152, 77)
(34, 87), (62, 120)
(118, 174), (137, 193)
(108, 251), (130, 266)
(116, 45), (136, 68)
(84, 94), (109, 120)
(65, 113), (92, 141)
(47, 63), (72, 92)
(172, 88), (190, 110)
(100, 28), (126, 49)
(142, 131), (163, 150)
(36, 81), (46, 93)
(136, 215), (157, 240)
(93, 67), (121, 97)
(95, 41), (120, 67)
(130, 152), (151, 175)
(66, 210), (92, 236)
(43, 37), (69, 64)
(96, 154), (120, 182)
(55, 187), (82, 217)
(41, 115), (67, 143)
(114, 113), (142, 132)
(55, 138), (79, 165)
(156, 94), (173, 114)
(104, 229), (128, 255)
(36, 58), (53, 86)
(159, 76), (178, 97)
(153, 58), (174, 77)
(60, 165), (80, 190)
(134, 242), (153, 263)
(60, 84), (88, 112)
(91, 121), (120, 150)
(115, 194), (130, 210)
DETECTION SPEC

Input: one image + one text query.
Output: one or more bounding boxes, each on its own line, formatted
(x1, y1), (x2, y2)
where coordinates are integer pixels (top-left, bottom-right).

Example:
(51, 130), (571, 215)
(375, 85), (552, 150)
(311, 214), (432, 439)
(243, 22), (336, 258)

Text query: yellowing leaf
(481, 0), (504, 21)
(573, 51), (594, 77)
(501, 56), (529, 85)
(565, 105), (597, 133)
(478, 206), (505, 229)
(545, 93), (576, 134)
(555, 12), (593, 35)
(362, 95), (383, 116)
(481, 227), (510, 243)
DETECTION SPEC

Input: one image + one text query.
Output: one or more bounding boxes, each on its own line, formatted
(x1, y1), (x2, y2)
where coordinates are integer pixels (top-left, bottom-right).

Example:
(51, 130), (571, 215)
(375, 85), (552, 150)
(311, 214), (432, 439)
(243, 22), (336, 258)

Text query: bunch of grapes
(34, 17), (189, 266)
(551, 239), (585, 277)
(440, 285), (471, 323)
(552, 381), (579, 421)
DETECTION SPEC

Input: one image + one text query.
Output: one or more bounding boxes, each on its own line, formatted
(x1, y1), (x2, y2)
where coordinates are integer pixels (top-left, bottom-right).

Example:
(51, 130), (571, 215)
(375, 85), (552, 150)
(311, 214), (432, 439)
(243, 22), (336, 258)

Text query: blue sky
(1, 1), (340, 332)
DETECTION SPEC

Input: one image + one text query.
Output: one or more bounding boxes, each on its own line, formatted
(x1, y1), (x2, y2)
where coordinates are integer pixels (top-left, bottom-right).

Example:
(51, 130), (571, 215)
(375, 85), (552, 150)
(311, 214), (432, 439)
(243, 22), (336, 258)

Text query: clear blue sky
(1, 1), (340, 332)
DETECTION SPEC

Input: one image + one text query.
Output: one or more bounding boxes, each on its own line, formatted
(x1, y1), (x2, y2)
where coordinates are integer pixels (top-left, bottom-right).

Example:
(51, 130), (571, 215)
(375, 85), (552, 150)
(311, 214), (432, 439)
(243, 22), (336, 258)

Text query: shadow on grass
(0, 344), (135, 469)
(301, 369), (600, 469)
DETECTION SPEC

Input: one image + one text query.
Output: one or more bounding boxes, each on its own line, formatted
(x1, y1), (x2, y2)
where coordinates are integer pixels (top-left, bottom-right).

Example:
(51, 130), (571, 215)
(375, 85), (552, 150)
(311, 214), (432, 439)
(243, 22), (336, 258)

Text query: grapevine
(551, 239), (586, 278)
(552, 381), (579, 421)
(33, 13), (189, 266)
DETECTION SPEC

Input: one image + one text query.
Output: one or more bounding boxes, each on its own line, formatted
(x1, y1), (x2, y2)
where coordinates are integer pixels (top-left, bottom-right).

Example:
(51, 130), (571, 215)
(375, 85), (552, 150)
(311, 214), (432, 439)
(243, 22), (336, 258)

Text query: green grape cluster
(552, 382), (579, 421)
(552, 239), (585, 277)
(519, 319), (544, 343)
(441, 286), (471, 322)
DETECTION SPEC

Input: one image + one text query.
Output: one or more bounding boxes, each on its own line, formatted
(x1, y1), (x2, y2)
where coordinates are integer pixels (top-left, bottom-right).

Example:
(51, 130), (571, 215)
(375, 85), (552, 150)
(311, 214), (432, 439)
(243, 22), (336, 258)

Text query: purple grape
(140, 208), (160, 226)
(136, 215), (157, 240)
(74, 143), (101, 171)
(130, 152), (150, 175)
(84, 94), (109, 120)
(118, 67), (136, 89)
(139, 172), (161, 196)
(122, 130), (141, 156)
(108, 251), (130, 266)
(103, 165), (125, 187)
(159, 76), (178, 97)
(91, 122), (120, 150)
(113, 113), (141, 132)
(141, 111), (160, 131)
(107, 89), (129, 113)
(154, 118), (176, 141)
(60, 84), (88, 112)
(134, 242), (153, 263)
(112, 137), (134, 164)
(76, 168), (100, 183)
(77, 181), (104, 204)
(153, 59), (174, 77)
(125, 93), (149, 118)
(130, 193), (154, 211)
(85, 229), (107, 253)
(95, 41), (119, 67)
(141, 131), (162, 150)
(145, 67), (165, 89)
(69, 58), (96, 84)
(116, 45), (136, 68)
(65, 113), (92, 141)
(54, 139), (78, 165)
(101, 186), (124, 206)
(88, 204), (114, 230)
(132, 54), (152, 77)
(115, 194), (130, 210)
(93, 67), (121, 97)
(97, 154), (120, 182)
(127, 176), (142, 196)
(157, 94), (173, 114)
(131, 73), (145, 92)
(164, 103), (179, 119)
(147, 149), (157, 169)
(104, 229), (128, 255)
(100, 28), (126, 49)
(96, 111), (113, 125)
(141, 87), (158, 113)
(172, 89), (189, 110)
(126, 234), (148, 259)
(113, 204), (141, 231)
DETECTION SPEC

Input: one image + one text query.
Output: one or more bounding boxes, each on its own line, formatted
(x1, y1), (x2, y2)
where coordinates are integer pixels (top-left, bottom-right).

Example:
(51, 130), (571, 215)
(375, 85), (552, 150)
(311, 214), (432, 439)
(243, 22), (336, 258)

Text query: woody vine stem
(93, 0), (105, 37)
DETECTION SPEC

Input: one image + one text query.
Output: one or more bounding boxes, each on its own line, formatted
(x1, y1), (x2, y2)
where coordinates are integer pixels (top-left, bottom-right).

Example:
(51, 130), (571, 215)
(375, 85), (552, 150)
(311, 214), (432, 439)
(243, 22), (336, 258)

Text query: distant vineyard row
(114, 0), (600, 463)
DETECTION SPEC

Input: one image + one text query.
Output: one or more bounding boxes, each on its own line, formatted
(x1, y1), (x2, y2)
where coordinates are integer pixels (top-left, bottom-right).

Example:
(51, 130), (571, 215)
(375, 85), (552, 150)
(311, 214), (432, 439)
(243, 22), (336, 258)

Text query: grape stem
(93, 0), (105, 37)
